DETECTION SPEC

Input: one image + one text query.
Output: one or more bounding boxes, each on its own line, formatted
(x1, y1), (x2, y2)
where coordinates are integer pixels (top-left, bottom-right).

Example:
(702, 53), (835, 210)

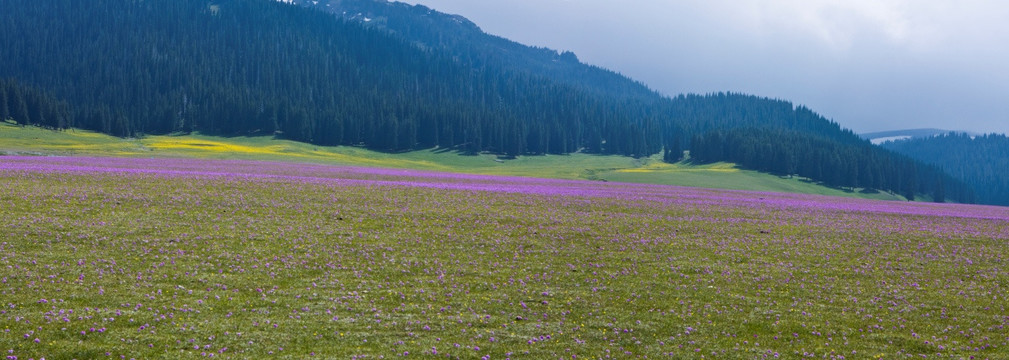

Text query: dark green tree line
(0, 78), (73, 129)
(690, 128), (975, 203)
(882, 133), (1009, 205)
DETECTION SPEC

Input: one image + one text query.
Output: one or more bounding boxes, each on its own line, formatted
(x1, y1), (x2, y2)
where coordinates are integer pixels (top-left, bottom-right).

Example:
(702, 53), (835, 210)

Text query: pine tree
(933, 177), (946, 203)
(8, 87), (30, 125)
(0, 82), (10, 121)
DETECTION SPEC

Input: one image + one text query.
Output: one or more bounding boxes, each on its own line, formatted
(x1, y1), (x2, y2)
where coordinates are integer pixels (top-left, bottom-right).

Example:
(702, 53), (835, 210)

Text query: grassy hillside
(0, 122), (905, 200)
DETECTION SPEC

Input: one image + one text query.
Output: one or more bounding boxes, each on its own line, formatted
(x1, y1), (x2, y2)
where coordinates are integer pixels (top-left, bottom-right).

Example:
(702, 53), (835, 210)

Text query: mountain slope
(0, 0), (861, 156)
(881, 133), (1009, 205)
(2, 0), (680, 156)
(690, 127), (974, 202)
(292, 0), (661, 100)
(859, 129), (971, 145)
(0, 0), (975, 202)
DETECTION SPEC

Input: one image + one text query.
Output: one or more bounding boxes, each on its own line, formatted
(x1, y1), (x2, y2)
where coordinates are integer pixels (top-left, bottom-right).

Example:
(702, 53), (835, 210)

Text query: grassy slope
(0, 123), (905, 201)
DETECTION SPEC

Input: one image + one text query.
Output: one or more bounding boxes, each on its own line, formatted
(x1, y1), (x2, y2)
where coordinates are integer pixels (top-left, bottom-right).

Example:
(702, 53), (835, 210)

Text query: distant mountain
(0, 0), (974, 202)
(861, 128), (951, 144)
(881, 133), (1009, 205)
(860, 128), (987, 145)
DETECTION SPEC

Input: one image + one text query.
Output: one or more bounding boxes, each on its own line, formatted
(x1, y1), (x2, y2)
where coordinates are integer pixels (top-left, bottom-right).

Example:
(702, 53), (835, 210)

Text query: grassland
(0, 123), (904, 201)
(1, 156), (1007, 359)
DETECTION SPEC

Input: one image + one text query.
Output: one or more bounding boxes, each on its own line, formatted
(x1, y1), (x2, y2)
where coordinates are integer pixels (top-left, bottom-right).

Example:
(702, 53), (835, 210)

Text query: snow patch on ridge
(870, 136), (912, 145)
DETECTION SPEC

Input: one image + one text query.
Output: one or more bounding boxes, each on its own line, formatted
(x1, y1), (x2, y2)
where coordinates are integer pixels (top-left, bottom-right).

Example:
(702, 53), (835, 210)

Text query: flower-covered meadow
(1, 156), (1007, 359)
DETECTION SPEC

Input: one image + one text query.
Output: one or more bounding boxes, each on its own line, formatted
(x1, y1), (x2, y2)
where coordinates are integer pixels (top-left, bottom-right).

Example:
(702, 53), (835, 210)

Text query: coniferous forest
(299, 0), (662, 101)
(0, 0), (975, 202)
(0, 79), (74, 129)
(882, 133), (1009, 205)
(690, 129), (974, 203)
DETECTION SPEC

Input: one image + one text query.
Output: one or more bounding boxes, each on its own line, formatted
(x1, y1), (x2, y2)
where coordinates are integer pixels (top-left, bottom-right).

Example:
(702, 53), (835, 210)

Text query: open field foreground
(1, 156), (1007, 359)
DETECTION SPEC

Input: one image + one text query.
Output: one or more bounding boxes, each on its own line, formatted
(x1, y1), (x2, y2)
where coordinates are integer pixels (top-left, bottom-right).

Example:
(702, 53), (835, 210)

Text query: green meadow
(0, 123), (904, 201)
(1, 155), (1006, 359)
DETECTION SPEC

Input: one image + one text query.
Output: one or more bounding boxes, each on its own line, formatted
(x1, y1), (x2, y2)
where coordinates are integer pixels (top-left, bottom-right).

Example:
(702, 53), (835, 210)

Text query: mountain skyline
(400, 0), (1009, 135)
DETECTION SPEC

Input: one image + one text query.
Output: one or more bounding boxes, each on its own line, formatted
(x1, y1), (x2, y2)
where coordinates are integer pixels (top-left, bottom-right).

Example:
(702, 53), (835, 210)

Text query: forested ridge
(691, 128), (974, 203)
(296, 0), (660, 100)
(1, 0), (669, 156)
(0, 0), (975, 202)
(0, 79), (73, 129)
(882, 133), (1009, 205)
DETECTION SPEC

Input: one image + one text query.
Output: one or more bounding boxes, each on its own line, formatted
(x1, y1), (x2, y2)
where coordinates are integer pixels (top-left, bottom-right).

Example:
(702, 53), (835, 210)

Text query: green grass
(0, 123), (904, 201)
(0, 158), (1005, 358)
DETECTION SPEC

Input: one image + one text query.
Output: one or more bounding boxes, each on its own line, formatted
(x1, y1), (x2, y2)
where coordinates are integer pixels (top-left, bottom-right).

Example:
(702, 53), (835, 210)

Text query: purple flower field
(1, 156), (1007, 359)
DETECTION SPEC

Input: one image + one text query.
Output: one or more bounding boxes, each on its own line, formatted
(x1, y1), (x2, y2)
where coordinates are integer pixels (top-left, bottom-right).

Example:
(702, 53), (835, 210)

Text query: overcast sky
(401, 0), (1009, 134)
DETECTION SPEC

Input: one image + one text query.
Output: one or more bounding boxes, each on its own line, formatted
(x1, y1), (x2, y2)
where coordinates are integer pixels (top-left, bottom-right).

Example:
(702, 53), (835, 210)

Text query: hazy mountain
(859, 128), (991, 145)
(860, 129), (952, 144)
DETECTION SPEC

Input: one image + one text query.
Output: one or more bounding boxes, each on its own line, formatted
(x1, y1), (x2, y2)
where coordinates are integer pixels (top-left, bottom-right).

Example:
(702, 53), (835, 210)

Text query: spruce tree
(9, 87), (29, 125)
(0, 82), (9, 121)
